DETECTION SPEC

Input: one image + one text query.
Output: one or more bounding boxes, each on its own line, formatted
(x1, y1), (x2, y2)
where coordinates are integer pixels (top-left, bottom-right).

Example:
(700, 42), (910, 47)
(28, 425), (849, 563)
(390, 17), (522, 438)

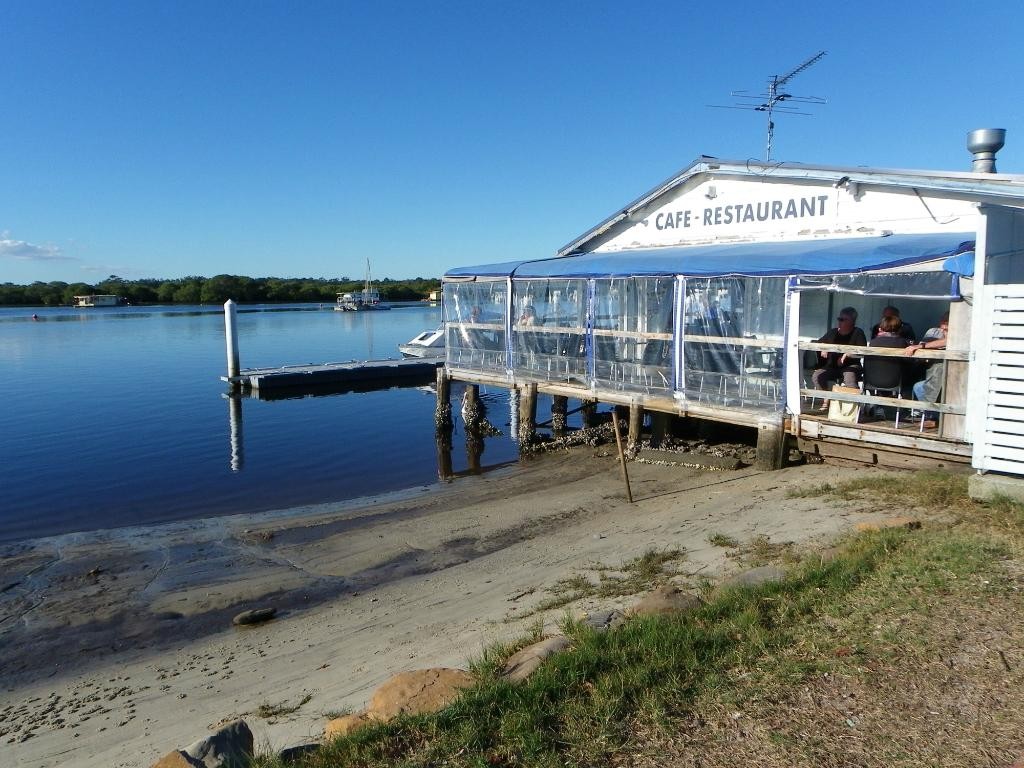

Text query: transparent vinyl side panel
(510, 278), (588, 383)
(442, 280), (508, 371)
(592, 277), (674, 394)
(680, 277), (786, 410)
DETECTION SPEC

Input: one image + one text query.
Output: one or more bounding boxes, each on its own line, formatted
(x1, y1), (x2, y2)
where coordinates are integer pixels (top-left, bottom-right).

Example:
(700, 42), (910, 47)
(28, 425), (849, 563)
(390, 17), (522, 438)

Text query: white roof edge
(557, 156), (1024, 258)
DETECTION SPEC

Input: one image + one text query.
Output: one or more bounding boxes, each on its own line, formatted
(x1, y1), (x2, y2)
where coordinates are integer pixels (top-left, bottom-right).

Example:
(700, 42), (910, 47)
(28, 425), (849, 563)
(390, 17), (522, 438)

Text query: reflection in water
(435, 426), (453, 481)
(227, 394), (244, 472)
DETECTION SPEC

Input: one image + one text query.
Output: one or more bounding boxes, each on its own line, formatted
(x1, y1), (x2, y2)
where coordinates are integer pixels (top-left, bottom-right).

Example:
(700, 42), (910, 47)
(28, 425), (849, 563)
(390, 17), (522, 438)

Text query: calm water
(0, 304), (526, 544)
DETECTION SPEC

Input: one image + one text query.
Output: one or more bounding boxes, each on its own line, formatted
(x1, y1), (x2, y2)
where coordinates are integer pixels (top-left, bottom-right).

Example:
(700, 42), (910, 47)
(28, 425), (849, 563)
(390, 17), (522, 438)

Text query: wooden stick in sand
(611, 413), (634, 504)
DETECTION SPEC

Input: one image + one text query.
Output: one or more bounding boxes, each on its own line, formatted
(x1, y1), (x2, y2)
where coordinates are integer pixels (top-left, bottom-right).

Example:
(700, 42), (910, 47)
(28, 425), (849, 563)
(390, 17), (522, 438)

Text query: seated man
(870, 305), (916, 342)
(811, 307), (867, 406)
(903, 312), (949, 429)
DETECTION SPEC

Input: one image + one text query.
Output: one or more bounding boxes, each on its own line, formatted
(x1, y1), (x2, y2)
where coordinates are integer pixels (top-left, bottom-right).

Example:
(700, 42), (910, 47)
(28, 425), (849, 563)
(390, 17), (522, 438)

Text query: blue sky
(2, 0), (1022, 284)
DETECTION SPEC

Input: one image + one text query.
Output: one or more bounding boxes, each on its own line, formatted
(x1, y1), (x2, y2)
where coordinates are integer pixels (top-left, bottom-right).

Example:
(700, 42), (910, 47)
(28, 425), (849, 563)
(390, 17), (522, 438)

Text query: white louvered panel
(987, 418), (1024, 436)
(980, 444), (1024, 464)
(992, 338), (1024, 353)
(988, 364), (1024, 381)
(988, 392), (1024, 407)
(975, 284), (1024, 475)
(991, 378), (1024, 393)
(983, 427), (1024, 449)
(993, 325), (1024, 339)
(991, 351), (1024, 367)
(993, 298), (1024, 312)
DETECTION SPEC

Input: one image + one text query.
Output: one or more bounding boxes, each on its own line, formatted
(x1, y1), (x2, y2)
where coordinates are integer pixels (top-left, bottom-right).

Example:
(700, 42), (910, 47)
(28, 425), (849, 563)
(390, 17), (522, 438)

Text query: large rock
(627, 585), (703, 617)
(499, 636), (571, 684)
(151, 752), (198, 768)
(367, 669), (474, 721)
(324, 712), (372, 739)
(720, 565), (786, 590)
(279, 744), (320, 764)
(182, 719), (253, 768)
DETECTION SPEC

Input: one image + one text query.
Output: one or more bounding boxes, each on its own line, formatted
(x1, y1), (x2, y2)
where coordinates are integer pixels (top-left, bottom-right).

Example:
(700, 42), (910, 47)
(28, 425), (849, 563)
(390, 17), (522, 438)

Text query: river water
(0, 303), (526, 544)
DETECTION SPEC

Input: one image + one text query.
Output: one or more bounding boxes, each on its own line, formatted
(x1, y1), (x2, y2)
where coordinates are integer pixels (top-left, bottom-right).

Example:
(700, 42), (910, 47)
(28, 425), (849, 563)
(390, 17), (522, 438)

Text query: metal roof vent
(967, 128), (1006, 173)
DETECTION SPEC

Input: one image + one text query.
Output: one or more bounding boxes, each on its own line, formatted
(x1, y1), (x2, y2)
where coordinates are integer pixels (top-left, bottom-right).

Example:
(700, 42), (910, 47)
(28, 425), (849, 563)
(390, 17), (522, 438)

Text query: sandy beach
(0, 449), (881, 767)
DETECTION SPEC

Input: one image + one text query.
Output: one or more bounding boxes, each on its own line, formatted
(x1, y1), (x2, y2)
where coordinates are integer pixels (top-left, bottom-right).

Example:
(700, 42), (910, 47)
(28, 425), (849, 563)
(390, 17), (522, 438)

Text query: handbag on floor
(827, 385), (861, 423)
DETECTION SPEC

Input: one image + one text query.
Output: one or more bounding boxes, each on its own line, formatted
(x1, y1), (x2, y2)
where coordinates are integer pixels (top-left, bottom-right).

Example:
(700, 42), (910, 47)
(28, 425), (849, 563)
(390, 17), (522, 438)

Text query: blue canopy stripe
(444, 233), (976, 280)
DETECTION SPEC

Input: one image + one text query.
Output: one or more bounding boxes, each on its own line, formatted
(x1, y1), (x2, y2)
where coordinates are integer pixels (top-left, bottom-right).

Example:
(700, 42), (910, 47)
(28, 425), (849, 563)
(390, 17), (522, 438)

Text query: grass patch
(708, 532), (739, 548)
(784, 470), (973, 512)
(524, 548), (685, 615)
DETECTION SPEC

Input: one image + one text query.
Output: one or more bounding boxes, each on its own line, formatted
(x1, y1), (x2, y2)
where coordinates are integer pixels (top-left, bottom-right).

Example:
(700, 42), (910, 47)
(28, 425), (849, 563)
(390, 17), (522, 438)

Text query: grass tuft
(708, 532), (740, 548)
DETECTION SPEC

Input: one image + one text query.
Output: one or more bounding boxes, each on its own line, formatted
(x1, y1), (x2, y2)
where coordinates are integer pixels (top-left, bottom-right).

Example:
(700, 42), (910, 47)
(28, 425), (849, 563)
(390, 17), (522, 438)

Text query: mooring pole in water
(754, 414), (787, 471)
(224, 299), (240, 389)
(611, 410), (634, 504)
(517, 383), (537, 446)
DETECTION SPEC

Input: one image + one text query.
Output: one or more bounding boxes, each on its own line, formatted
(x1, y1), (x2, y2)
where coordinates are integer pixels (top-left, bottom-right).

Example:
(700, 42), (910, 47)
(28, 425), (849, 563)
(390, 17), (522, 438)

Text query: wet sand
(0, 450), (878, 767)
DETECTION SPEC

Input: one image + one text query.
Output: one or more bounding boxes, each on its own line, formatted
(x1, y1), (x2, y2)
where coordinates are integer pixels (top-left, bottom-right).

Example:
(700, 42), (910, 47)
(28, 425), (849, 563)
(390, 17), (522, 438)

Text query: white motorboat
(398, 326), (445, 358)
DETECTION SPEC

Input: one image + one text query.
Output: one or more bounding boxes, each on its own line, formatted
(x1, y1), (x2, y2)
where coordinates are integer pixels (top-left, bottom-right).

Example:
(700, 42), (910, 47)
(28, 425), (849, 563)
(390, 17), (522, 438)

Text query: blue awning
(445, 233), (975, 280)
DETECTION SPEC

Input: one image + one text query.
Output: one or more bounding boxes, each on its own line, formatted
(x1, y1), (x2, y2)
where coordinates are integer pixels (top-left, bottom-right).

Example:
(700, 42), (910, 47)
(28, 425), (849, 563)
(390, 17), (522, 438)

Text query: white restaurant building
(442, 132), (1024, 476)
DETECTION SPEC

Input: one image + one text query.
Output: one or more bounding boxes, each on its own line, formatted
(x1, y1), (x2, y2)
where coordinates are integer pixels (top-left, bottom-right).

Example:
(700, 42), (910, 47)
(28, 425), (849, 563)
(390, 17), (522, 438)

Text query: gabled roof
(557, 156), (1024, 258)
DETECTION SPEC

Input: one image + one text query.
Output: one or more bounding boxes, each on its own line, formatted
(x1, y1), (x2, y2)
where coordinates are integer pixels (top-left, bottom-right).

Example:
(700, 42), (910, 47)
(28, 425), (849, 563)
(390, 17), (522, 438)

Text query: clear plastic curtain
(510, 278), (588, 381)
(591, 277), (674, 393)
(442, 279), (508, 371)
(680, 277), (786, 410)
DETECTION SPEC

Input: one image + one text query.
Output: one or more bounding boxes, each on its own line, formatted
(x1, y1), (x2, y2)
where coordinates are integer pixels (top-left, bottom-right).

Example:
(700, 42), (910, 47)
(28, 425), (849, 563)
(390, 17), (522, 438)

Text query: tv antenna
(709, 50), (827, 161)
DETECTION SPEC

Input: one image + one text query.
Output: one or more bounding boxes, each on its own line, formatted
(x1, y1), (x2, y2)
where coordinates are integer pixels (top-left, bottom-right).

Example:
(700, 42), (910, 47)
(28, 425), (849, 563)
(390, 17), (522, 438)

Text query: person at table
(903, 312), (949, 429)
(870, 305), (916, 342)
(870, 315), (912, 349)
(811, 306), (867, 393)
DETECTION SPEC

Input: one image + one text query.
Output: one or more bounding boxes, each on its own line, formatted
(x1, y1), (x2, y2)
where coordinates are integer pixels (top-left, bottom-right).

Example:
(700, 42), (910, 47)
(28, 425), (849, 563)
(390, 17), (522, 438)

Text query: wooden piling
(551, 395), (568, 436)
(627, 401), (643, 455)
(435, 367), (453, 431)
(224, 300), (240, 389)
(462, 384), (481, 432)
(581, 398), (597, 428)
(517, 383), (538, 445)
(754, 414), (787, 471)
(650, 412), (670, 448)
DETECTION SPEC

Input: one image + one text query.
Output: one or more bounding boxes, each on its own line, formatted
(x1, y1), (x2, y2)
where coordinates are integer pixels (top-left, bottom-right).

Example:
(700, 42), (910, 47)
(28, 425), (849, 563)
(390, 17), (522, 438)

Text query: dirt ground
(1, 448), (904, 767)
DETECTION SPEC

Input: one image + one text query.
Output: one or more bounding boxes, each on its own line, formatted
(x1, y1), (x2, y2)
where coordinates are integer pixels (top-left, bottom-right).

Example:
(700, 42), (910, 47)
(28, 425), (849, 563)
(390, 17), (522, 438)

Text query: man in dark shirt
(870, 305), (916, 343)
(812, 306), (867, 396)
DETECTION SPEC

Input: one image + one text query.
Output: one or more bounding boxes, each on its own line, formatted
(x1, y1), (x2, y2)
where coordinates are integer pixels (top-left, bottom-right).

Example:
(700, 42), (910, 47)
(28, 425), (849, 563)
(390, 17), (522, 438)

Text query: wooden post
(611, 412), (634, 504)
(435, 367), (453, 432)
(551, 395), (568, 437)
(517, 383), (538, 446)
(581, 398), (598, 428)
(754, 414), (787, 471)
(942, 300), (970, 440)
(461, 384), (481, 432)
(650, 412), (670, 448)
(224, 299), (240, 389)
(627, 400), (643, 455)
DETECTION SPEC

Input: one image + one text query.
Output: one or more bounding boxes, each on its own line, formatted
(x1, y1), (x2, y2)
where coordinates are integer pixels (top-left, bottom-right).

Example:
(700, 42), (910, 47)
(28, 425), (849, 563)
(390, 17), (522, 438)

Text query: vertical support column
(461, 384), (481, 432)
(551, 395), (568, 437)
(435, 368), (453, 431)
(943, 300), (971, 440)
(627, 400), (643, 455)
(650, 412), (670, 448)
(754, 414), (787, 471)
(224, 299), (240, 390)
(435, 368), (454, 481)
(517, 383), (538, 446)
(581, 398), (598, 429)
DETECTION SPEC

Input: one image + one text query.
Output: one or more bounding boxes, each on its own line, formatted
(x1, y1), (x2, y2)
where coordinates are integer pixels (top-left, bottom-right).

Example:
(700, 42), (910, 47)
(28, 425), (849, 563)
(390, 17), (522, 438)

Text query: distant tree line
(0, 275), (443, 306)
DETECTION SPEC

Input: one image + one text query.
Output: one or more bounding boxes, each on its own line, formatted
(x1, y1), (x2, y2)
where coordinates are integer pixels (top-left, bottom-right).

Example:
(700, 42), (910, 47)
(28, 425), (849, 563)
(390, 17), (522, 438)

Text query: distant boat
(398, 326), (445, 359)
(335, 260), (391, 311)
(73, 294), (125, 307)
